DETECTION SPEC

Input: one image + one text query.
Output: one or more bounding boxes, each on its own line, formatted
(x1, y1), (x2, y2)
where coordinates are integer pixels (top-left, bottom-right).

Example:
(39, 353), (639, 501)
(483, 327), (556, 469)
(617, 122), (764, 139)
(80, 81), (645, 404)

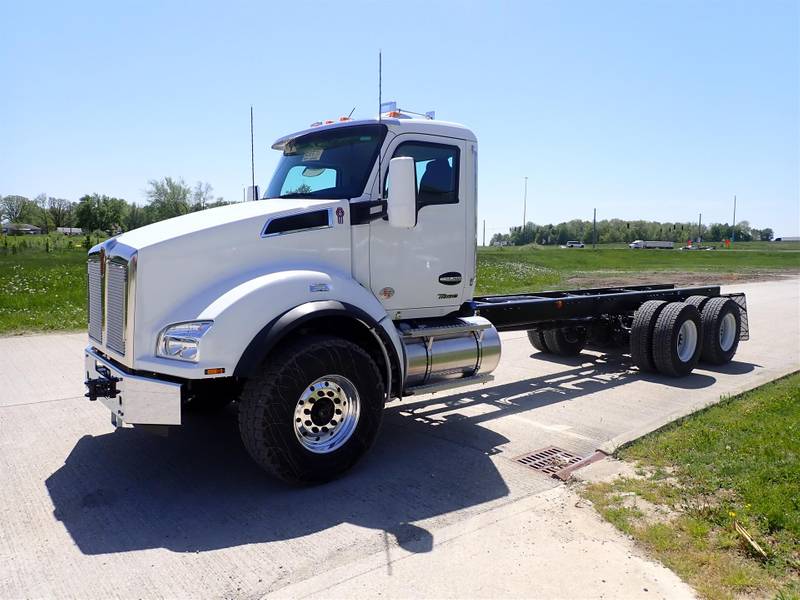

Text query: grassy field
(582, 374), (800, 599)
(0, 235), (798, 334)
(475, 243), (800, 295)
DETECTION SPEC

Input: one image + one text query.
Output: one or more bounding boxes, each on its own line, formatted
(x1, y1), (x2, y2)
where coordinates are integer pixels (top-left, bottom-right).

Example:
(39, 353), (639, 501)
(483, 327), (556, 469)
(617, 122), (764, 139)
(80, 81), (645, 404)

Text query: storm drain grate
(514, 446), (583, 475)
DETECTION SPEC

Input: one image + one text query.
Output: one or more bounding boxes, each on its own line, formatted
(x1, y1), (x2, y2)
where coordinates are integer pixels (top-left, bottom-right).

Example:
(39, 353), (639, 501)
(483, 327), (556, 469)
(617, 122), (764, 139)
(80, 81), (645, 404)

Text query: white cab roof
(271, 117), (476, 150)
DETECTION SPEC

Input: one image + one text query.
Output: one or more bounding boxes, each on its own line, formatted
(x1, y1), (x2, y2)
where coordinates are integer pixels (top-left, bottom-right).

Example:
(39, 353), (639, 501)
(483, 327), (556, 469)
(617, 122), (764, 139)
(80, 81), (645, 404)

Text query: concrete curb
(597, 366), (797, 455)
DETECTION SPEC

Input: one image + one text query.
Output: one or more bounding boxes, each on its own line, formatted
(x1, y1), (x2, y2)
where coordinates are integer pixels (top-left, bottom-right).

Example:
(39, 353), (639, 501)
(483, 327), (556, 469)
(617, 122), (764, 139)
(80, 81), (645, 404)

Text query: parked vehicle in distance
(679, 245), (716, 251)
(629, 240), (674, 249)
(83, 108), (749, 484)
(564, 240), (585, 248)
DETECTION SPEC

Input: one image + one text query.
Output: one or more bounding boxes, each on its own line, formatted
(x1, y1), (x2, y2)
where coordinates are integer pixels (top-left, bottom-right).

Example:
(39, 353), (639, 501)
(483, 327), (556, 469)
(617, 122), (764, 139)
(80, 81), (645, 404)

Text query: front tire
(238, 335), (385, 484)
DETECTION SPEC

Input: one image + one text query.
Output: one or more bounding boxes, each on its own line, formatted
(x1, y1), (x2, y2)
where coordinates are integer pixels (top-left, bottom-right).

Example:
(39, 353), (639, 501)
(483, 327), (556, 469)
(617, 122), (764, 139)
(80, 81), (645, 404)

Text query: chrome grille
(87, 253), (130, 356)
(106, 260), (128, 354)
(87, 258), (103, 342)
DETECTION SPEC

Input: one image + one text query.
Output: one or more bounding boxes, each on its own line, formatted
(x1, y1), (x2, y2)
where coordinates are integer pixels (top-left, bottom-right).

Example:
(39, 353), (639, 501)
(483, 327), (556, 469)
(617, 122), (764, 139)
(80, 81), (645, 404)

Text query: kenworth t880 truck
(84, 112), (748, 483)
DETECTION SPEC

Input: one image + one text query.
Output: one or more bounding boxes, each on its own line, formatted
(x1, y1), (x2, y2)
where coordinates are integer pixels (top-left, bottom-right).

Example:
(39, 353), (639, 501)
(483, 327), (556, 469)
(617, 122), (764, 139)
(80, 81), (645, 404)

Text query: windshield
(266, 124), (387, 199)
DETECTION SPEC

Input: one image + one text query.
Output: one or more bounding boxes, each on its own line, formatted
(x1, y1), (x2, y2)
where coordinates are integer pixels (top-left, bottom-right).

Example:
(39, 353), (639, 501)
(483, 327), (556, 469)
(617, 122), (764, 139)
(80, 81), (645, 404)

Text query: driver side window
(386, 142), (459, 208)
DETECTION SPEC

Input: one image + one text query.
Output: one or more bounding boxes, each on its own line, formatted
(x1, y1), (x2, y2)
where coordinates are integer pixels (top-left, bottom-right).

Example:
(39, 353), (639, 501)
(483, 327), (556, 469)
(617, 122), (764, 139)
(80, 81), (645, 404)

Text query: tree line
(490, 218), (774, 246)
(0, 177), (228, 235)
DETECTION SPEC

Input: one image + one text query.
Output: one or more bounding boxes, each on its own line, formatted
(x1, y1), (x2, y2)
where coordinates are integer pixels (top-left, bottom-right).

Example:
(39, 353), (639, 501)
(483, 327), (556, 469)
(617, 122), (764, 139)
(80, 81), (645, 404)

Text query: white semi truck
(84, 112), (748, 483)
(629, 240), (674, 249)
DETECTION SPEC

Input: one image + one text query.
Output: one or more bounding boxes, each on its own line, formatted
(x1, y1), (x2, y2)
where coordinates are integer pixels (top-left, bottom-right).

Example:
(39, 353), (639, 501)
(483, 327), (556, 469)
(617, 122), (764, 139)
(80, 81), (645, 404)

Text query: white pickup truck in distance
(629, 240), (674, 249)
(84, 111), (749, 483)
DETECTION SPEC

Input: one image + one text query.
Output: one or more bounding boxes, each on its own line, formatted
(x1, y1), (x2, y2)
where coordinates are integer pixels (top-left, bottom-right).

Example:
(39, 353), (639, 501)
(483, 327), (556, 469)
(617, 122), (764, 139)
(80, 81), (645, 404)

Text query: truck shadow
(45, 404), (511, 557)
(45, 352), (720, 557)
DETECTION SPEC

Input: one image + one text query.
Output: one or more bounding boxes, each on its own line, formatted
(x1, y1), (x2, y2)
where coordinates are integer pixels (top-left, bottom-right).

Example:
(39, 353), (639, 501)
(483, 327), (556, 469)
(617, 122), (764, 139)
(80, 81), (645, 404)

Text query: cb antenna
(378, 50), (382, 199)
(250, 106), (256, 197)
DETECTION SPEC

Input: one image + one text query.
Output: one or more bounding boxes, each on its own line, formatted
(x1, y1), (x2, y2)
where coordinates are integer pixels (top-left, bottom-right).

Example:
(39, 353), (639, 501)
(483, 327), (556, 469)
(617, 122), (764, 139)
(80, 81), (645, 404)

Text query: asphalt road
(1, 279), (798, 599)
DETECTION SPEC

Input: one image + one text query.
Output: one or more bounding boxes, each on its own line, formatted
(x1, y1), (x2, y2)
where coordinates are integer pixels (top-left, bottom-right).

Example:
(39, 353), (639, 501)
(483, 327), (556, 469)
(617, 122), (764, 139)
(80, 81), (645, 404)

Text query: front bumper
(84, 346), (182, 426)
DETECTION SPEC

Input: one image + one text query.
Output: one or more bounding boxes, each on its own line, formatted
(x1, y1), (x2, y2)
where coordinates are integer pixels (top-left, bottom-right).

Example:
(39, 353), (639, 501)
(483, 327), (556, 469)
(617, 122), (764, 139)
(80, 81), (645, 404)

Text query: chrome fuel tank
(399, 316), (501, 388)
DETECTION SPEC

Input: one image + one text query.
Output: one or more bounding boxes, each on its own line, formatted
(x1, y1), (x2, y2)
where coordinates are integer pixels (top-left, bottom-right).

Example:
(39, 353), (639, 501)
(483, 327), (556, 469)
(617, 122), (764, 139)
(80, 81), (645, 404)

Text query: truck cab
(84, 113), (497, 482)
(84, 111), (747, 484)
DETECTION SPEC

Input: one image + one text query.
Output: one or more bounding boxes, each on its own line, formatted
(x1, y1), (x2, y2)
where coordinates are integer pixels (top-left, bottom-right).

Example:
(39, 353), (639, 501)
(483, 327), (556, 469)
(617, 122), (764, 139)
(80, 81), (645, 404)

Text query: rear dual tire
(698, 297), (741, 364)
(630, 300), (668, 372)
(527, 327), (586, 356)
(527, 329), (549, 352)
(651, 303), (703, 377)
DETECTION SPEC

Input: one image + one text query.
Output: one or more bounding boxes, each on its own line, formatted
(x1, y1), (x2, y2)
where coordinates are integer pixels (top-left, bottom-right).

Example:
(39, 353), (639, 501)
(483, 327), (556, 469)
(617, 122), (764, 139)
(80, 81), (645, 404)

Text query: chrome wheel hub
(719, 312), (736, 351)
(676, 320), (698, 362)
(293, 375), (361, 454)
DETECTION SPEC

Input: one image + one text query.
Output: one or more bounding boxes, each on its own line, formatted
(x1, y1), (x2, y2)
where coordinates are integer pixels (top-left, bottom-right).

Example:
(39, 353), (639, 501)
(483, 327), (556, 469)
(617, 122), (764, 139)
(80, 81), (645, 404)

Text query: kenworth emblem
(438, 272), (462, 286)
(336, 207), (345, 224)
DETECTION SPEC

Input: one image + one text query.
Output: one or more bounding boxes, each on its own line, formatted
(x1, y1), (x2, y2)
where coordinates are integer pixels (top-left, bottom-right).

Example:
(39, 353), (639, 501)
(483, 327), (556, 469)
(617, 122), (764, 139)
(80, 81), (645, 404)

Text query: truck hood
(116, 198), (338, 250)
(92, 197), (353, 370)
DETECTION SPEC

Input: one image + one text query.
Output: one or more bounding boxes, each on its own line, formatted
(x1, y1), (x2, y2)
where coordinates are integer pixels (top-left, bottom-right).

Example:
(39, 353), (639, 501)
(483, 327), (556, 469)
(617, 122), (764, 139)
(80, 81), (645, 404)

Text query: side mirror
(387, 157), (417, 228)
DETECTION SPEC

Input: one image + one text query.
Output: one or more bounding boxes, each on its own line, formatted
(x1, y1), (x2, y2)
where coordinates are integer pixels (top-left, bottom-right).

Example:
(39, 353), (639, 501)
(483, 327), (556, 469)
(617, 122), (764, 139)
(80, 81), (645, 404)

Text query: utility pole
(698, 213), (702, 244)
(522, 176), (528, 233)
(592, 208), (597, 249)
(732, 195), (737, 243)
(482, 219), (486, 247)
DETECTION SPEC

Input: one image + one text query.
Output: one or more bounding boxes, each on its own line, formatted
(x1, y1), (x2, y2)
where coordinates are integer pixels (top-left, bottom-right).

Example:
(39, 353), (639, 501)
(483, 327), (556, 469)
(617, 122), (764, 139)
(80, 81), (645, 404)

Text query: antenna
(348, 106), (356, 118)
(250, 106), (256, 194)
(377, 50), (382, 199)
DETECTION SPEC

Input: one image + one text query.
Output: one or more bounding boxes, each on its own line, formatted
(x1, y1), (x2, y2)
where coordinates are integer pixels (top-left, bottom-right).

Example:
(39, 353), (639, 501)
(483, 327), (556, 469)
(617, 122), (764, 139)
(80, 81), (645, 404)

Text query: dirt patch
(564, 269), (800, 289)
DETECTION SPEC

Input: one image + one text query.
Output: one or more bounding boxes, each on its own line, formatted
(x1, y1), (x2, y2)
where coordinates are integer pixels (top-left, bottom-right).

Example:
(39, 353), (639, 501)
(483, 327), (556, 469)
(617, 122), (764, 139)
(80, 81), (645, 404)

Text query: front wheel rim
(676, 320), (698, 362)
(293, 375), (361, 454)
(719, 312), (737, 351)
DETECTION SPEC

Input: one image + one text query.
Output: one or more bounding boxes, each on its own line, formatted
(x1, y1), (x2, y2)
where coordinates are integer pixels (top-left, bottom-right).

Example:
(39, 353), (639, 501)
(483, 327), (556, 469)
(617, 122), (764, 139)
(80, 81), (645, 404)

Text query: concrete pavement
(0, 278), (797, 598)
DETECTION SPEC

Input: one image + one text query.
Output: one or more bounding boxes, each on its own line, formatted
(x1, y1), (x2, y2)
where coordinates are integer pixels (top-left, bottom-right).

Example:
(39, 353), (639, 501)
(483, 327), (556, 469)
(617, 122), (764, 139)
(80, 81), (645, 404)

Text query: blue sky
(1, 0), (798, 237)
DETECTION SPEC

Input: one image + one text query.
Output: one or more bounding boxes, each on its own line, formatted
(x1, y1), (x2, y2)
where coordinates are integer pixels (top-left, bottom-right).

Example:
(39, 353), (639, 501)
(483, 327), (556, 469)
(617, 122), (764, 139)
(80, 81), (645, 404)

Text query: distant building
(2, 223), (42, 235)
(56, 227), (83, 235)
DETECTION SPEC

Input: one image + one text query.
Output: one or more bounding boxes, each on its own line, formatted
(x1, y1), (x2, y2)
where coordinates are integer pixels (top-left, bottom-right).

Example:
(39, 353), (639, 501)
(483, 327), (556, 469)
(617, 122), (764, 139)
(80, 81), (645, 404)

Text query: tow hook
(85, 366), (121, 402)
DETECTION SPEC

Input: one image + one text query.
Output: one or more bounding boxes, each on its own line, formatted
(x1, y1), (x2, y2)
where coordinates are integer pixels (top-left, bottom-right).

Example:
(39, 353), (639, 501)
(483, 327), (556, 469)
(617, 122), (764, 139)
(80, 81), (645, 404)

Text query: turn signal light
(204, 368), (225, 375)
(386, 111), (401, 117)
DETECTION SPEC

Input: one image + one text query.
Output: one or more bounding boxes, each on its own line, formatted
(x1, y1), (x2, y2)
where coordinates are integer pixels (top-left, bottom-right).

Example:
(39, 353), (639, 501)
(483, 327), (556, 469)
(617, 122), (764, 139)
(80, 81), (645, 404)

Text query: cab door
(369, 134), (468, 317)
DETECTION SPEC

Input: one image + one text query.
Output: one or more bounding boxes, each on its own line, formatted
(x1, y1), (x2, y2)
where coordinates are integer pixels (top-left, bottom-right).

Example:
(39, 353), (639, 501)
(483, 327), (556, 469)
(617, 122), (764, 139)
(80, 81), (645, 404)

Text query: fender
(134, 268), (405, 383)
(233, 300), (401, 398)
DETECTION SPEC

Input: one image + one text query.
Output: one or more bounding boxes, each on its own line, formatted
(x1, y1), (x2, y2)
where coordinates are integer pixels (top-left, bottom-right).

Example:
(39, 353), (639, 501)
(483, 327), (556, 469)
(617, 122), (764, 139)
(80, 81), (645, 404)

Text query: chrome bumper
(84, 346), (182, 426)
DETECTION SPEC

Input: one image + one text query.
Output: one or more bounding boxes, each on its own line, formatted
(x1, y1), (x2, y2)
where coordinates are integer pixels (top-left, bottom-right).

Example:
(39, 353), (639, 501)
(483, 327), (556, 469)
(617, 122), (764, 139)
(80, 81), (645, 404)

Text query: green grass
(0, 236), (798, 334)
(475, 243), (800, 295)
(0, 250), (88, 333)
(583, 374), (800, 599)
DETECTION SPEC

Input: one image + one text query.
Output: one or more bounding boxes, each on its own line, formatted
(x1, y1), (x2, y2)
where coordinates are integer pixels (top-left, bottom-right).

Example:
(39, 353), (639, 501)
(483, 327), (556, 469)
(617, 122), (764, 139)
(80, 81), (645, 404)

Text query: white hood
(117, 198), (336, 250)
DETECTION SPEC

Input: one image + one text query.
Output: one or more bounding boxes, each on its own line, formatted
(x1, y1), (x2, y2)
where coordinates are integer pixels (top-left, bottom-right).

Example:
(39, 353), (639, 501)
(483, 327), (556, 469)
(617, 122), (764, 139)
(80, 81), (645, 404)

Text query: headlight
(156, 321), (213, 362)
